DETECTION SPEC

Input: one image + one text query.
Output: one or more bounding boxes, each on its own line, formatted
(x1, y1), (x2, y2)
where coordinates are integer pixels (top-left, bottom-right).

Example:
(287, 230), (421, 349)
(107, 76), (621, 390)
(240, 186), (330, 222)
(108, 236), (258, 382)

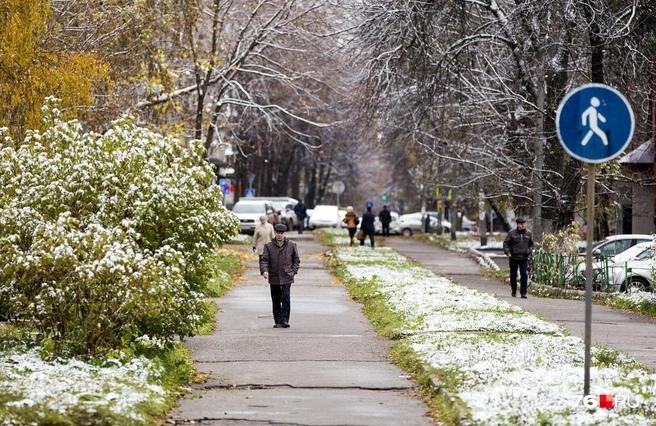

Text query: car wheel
(402, 228), (413, 237)
(622, 276), (652, 293)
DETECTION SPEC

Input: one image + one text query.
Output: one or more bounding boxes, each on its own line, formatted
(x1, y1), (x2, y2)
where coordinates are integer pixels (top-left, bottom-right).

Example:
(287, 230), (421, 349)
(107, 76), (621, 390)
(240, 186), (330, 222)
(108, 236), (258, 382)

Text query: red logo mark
(599, 394), (615, 409)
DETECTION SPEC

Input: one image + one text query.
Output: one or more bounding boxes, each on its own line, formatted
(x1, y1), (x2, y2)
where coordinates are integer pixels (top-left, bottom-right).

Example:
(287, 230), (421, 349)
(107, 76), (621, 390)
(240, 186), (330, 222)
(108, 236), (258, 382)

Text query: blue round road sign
(556, 83), (634, 164)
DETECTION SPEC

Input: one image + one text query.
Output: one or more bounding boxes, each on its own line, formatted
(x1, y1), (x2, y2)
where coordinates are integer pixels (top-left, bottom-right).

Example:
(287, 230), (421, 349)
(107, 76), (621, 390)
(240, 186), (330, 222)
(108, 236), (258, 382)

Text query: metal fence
(531, 249), (631, 292)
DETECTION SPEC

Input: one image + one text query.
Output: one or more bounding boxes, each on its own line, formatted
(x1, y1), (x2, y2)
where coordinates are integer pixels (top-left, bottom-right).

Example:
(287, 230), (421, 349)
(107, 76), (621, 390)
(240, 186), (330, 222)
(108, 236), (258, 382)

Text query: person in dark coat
(503, 217), (534, 298)
(378, 205), (392, 236)
(359, 206), (376, 248)
(260, 224), (300, 328)
(293, 201), (307, 234)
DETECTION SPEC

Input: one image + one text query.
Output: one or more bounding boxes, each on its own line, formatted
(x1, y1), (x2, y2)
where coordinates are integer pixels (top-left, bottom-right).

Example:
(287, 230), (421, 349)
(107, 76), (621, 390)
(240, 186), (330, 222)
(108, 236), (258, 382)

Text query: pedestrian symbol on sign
(556, 83), (634, 164)
(581, 97), (608, 147)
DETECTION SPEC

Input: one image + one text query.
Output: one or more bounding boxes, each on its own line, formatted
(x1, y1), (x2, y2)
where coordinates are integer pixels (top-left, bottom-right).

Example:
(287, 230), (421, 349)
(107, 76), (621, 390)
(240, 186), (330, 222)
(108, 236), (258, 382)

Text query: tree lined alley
(352, 0), (656, 236)
(2, 0), (656, 424)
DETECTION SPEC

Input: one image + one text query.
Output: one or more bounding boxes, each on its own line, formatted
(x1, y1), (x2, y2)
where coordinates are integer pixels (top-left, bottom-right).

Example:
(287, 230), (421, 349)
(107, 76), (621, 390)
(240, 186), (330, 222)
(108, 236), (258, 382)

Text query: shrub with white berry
(0, 101), (239, 355)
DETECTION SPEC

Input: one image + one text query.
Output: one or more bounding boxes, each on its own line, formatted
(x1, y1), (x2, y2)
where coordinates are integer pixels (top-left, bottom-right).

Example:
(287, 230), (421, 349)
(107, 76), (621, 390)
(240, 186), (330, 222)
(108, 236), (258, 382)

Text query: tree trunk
(587, 5), (609, 238)
(305, 164), (317, 208)
(532, 55), (545, 241)
(542, 5), (576, 231)
(290, 162), (300, 200)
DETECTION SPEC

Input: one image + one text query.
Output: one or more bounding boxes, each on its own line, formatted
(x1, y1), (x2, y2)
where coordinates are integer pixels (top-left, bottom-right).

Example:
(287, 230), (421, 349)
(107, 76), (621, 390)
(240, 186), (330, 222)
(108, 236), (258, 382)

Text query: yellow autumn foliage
(0, 0), (110, 137)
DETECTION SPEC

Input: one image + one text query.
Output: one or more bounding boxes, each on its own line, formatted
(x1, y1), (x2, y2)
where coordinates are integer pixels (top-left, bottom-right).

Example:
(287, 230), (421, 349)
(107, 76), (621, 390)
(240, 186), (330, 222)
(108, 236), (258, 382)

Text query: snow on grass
(229, 233), (251, 244)
(0, 349), (164, 423)
(612, 291), (656, 309)
(333, 244), (656, 425)
(423, 234), (504, 250)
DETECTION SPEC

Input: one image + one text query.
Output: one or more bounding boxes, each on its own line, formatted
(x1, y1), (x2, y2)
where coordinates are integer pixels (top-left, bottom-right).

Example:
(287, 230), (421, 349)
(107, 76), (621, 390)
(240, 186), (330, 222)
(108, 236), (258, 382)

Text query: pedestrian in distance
(271, 210), (281, 225)
(503, 217), (534, 298)
(252, 215), (275, 273)
(294, 201), (307, 234)
(260, 224), (300, 328)
(378, 205), (392, 236)
(359, 206), (376, 248)
(343, 206), (360, 246)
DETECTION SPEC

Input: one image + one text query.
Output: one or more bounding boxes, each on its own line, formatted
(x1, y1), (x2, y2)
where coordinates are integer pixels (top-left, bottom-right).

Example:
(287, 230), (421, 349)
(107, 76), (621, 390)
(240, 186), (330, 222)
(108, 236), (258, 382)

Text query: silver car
(397, 213), (439, 237)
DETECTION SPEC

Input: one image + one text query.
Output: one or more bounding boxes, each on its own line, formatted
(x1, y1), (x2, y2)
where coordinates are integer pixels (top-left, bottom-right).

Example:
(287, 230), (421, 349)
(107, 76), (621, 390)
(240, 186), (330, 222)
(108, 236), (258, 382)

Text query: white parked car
(459, 213), (476, 231)
(606, 242), (654, 292)
(309, 205), (340, 229)
(305, 209), (313, 228)
(247, 196), (299, 230)
(232, 200), (273, 233)
(576, 235), (653, 281)
(426, 212), (452, 232)
(397, 213), (439, 237)
(582, 234), (652, 257)
(284, 207), (297, 230)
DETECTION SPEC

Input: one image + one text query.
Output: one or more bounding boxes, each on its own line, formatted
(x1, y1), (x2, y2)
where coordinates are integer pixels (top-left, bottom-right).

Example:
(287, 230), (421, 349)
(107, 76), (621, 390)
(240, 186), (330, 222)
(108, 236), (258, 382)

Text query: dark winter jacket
(260, 238), (300, 285)
(503, 229), (534, 260)
(379, 209), (392, 225)
(360, 211), (376, 234)
(294, 202), (307, 221)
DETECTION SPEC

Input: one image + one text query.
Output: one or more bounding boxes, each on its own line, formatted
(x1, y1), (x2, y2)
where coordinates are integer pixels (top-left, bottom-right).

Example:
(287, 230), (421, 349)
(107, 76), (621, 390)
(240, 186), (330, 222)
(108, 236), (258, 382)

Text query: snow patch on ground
(333, 245), (656, 425)
(0, 349), (164, 422)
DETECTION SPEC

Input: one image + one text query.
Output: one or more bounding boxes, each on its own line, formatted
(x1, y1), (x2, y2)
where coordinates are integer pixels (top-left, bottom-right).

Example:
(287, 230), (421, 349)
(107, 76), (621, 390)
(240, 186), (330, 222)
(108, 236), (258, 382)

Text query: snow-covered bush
(0, 102), (239, 354)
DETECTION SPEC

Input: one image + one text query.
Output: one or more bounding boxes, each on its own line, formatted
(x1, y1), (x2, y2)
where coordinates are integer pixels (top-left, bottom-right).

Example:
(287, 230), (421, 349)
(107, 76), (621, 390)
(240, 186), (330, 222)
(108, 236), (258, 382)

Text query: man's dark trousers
(382, 224), (390, 236)
(509, 259), (528, 296)
(270, 283), (291, 325)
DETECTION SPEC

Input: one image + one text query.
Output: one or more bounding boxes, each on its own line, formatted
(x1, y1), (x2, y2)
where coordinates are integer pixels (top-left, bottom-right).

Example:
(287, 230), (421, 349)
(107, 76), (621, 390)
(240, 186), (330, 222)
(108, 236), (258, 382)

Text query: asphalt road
(386, 237), (656, 371)
(173, 233), (432, 425)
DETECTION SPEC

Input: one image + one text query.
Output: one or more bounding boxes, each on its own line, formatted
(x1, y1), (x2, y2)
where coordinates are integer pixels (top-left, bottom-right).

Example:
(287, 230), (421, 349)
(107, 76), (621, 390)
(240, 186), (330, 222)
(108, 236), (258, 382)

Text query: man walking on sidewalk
(260, 224), (300, 328)
(503, 217), (534, 298)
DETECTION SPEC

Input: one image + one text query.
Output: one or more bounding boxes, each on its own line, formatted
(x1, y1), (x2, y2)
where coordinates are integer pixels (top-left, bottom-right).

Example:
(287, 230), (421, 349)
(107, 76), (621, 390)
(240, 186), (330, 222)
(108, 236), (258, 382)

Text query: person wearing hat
(503, 217), (534, 298)
(260, 223), (300, 328)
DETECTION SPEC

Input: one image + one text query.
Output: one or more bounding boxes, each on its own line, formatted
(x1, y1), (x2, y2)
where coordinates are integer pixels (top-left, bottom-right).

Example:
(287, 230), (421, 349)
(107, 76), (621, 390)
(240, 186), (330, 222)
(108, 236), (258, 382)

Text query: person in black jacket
(293, 201), (307, 234)
(503, 217), (534, 298)
(360, 206), (376, 248)
(378, 205), (392, 236)
(260, 224), (300, 328)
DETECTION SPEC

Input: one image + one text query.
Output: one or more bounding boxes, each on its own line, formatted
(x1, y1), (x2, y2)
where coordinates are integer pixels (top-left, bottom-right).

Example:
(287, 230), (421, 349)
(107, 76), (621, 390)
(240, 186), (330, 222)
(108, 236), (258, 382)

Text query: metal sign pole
(555, 83), (634, 399)
(584, 164), (596, 396)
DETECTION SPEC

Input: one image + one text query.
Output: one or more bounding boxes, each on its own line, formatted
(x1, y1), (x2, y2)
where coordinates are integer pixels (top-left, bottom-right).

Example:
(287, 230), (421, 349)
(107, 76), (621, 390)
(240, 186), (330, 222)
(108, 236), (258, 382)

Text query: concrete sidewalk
(173, 233), (432, 425)
(386, 237), (656, 371)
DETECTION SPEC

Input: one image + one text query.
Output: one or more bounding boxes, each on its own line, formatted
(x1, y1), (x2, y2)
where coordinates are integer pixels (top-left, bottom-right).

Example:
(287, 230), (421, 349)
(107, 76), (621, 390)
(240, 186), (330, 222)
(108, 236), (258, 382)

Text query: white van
(232, 200), (274, 233)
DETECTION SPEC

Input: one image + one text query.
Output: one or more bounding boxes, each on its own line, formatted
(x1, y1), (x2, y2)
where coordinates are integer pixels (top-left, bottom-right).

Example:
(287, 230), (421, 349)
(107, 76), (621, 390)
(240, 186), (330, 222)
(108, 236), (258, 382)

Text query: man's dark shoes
(521, 294), (528, 299)
(511, 292), (517, 298)
(273, 324), (282, 328)
(281, 323), (290, 328)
